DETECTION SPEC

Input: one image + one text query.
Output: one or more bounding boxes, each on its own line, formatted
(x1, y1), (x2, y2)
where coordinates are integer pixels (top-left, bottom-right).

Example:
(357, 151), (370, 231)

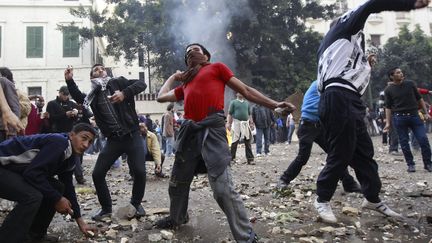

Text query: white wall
(0, 0), (94, 102)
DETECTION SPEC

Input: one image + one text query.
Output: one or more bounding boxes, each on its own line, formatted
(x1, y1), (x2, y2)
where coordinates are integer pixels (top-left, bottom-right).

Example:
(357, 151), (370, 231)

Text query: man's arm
(384, 108), (392, 132)
(157, 72), (182, 103)
(419, 98), (430, 119)
(340, 0), (426, 36)
(115, 77), (147, 100)
(64, 67), (87, 104)
(226, 77), (295, 111)
(0, 85), (24, 133)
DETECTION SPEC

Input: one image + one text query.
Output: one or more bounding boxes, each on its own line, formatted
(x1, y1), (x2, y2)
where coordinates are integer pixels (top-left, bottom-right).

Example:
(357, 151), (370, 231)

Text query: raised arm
(64, 67), (86, 104)
(157, 71), (182, 103)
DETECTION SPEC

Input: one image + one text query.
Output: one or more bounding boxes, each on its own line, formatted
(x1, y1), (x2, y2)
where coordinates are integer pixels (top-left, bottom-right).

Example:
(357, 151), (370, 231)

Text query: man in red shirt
(156, 43), (294, 242)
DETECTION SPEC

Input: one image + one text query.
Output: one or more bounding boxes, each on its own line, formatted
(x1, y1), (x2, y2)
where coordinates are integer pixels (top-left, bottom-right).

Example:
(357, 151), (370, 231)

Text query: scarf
(180, 51), (210, 84)
(83, 76), (111, 109)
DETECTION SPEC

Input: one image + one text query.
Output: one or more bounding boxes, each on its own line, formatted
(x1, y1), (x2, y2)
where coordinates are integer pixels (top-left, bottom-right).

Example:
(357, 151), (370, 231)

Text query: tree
(64, 0), (335, 98)
(229, 0), (335, 99)
(370, 25), (432, 103)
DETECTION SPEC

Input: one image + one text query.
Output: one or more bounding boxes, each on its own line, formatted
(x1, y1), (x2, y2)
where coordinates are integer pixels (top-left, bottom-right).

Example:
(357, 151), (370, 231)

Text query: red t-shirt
(174, 62), (234, 121)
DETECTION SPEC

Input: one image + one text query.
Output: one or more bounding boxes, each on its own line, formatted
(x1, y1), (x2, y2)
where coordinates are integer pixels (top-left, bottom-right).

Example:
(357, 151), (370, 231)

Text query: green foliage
(65, 0), (335, 99)
(370, 25), (432, 101)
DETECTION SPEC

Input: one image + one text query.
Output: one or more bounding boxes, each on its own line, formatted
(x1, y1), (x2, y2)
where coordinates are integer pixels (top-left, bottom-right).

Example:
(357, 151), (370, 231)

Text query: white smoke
(168, 0), (252, 70)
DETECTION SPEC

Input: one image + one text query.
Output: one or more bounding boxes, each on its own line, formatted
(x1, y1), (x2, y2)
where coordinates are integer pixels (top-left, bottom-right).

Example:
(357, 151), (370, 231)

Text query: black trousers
(0, 167), (64, 243)
(231, 139), (254, 162)
(317, 87), (381, 203)
(280, 120), (358, 189)
(92, 130), (146, 211)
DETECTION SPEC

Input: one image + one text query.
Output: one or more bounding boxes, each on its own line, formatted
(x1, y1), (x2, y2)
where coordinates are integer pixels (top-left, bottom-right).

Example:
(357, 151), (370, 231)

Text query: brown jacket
(163, 111), (174, 137)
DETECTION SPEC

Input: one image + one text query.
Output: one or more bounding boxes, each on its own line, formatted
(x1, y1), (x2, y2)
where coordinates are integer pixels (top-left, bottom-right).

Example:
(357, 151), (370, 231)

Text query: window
(370, 34), (381, 46)
(26, 26), (43, 58)
(0, 26), (2, 58)
(63, 27), (79, 57)
(27, 86), (42, 96)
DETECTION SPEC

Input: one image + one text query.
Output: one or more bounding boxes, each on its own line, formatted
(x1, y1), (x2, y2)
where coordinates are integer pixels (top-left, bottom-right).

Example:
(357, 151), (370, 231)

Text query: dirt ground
(3, 134), (432, 243)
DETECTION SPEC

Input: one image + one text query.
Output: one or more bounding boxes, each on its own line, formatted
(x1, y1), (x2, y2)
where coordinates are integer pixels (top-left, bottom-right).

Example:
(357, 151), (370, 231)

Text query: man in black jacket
(46, 86), (79, 133)
(251, 104), (275, 156)
(64, 64), (147, 221)
(314, 0), (430, 224)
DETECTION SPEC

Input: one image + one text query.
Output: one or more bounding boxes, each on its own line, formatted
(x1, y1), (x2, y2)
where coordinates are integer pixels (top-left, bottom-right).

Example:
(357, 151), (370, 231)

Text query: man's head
(236, 93), (244, 100)
(90, 64), (107, 79)
(139, 122), (148, 135)
(167, 103), (174, 111)
(58, 86), (70, 102)
(387, 67), (404, 82)
(0, 67), (13, 82)
(69, 123), (96, 155)
(185, 43), (211, 65)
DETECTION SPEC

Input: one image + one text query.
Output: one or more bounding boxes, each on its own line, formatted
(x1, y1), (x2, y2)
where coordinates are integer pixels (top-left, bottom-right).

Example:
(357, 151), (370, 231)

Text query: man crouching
(0, 123), (98, 243)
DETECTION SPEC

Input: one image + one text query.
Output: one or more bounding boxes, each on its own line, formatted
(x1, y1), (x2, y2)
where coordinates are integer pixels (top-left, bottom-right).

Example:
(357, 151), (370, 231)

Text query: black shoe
(344, 184), (362, 193)
(250, 232), (259, 243)
(25, 234), (59, 243)
(155, 215), (189, 229)
(425, 164), (432, 172)
(407, 165), (416, 173)
(276, 179), (289, 190)
(76, 177), (86, 185)
(92, 209), (112, 221)
(155, 172), (169, 178)
(133, 204), (146, 218)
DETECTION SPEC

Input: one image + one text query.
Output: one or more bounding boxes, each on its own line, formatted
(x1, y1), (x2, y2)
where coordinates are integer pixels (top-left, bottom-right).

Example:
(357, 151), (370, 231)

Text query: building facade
(0, 0), (96, 100)
(307, 0), (432, 48)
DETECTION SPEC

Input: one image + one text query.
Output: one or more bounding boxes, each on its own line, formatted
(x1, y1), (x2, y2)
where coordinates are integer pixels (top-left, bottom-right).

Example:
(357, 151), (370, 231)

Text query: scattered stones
(148, 233), (162, 242)
(342, 206), (359, 216)
(115, 204), (136, 220)
(160, 230), (174, 240)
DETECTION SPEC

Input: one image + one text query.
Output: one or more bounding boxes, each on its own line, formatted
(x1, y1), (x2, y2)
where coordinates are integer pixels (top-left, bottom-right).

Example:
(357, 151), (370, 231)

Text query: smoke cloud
(168, 0), (252, 71)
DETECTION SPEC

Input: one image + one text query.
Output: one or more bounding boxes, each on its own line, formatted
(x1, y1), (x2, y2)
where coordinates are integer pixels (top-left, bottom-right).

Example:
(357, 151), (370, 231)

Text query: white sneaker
(361, 199), (402, 218)
(314, 198), (337, 223)
(256, 153), (262, 157)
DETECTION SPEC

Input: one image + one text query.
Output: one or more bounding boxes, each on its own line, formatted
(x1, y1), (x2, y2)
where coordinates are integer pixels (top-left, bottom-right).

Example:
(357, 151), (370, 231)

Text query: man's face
(58, 92), (69, 102)
(236, 93), (244, 100)
(139, 124), (148, 134)
(92, 65), (108, 78)
(391, 69), (404, 82)
(186, 45), (204, 56)
(69, 131), (95, 154)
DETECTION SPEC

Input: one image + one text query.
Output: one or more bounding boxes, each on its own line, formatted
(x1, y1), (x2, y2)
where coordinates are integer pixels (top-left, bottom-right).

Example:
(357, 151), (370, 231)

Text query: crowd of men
(0, 0), (431, 242)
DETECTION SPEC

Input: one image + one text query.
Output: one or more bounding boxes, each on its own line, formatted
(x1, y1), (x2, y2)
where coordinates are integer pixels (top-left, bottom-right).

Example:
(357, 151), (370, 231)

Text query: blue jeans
(165, 136), (175, 156)
(287, 124), (295, 143)
(255, 127), (270, 154)
(392, 114), (431, 167)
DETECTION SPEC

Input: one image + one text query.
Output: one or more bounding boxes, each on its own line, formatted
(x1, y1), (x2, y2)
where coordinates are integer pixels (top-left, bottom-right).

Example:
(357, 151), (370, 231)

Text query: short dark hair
(0, 67), (13, 82)
(71, 123), (97, 136)
(167, 103), (174, 111)
(90, 63), (104, 78)
(185, 43), (211, 65)
(387, 67), (400, 80)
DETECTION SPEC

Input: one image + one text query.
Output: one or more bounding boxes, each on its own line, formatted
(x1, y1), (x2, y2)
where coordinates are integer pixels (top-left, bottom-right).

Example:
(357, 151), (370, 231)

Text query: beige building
(307, 0), (432, 48)
(0, 0), (161, 117)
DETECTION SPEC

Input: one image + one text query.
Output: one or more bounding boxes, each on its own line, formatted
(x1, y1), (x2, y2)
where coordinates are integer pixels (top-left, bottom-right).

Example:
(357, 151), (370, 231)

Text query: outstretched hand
(414, 0), (430, 8)
(274, 102), (296, 116)
(64, 65), (73, 80)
